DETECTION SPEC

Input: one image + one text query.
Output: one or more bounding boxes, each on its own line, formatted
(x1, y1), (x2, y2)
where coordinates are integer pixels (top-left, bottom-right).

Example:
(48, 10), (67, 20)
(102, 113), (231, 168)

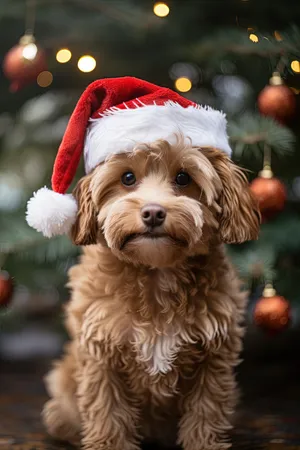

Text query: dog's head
(71, 138), (260, 267)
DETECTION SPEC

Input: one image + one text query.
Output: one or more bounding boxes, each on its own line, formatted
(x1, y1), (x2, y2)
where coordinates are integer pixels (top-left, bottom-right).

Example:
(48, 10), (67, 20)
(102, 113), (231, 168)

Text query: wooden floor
(0, 356), (300, 450)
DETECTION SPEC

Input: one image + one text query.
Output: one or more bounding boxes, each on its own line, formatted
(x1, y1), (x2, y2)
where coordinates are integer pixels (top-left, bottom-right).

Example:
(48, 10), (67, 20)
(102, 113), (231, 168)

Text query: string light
(175, 77), (192, 93)
(249, 33), (259, 43)
(274, 31), (283, 41)
(56, 48), (72, 64)
(290, 87), (300, 95)
(37, 71), (53, 87)
(22, 43), (38, 60)
(153, 2), (170, 18)
(77, 55), (96, 73)
(291, 60), (300, 73)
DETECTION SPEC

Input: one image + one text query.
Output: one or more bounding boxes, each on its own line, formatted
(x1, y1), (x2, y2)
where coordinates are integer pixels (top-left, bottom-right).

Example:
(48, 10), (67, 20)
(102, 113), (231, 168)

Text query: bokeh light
(175, 77), (192, 93)
(153, 2), (170, 18)
(56, 48), (72, 63)
(22, 43), (38, 60)
(292, 177), (300, 198)
(249, 33), (259, 43)
(169, 62), (200, 83)
(77, 55), (96, 73)
(37, 71), (53, 87)
(274, 30), (283, 41)
(291, 60), (300, 73)
(212, 75), (252, 114)
(290, 87), (300, 94)
(220, 60), (236, 75)
(0, 173), (23, 211)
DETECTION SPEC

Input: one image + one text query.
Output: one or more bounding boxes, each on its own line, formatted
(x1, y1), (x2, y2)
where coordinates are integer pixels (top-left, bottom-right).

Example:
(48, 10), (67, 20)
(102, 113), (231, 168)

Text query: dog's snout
(141, 203), (166, 227)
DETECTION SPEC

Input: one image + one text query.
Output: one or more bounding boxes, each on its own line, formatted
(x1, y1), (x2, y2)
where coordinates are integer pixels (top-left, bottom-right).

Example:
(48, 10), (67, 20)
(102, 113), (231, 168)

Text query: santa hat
(26, 76), (231, 238)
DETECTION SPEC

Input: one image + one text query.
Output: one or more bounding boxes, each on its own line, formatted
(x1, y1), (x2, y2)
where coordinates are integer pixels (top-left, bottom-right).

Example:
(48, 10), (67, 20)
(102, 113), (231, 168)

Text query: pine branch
(70, 0), (144, 28)
(228, 114), (295, 161)
(0, 0), (154, 30)
(191, 27), (300, 61)
(228, 213), (300, 284)
(230, 132), (267, 145)
(227, 244), (276, 284)
(0, 237), (46, 256)
(1, 233), (78, 266)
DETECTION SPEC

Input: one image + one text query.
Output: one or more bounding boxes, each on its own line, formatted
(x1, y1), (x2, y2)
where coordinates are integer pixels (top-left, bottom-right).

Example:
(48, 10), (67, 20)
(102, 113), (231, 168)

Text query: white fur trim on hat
(84, 101), (231, 173)
(26, 187), (78, 238)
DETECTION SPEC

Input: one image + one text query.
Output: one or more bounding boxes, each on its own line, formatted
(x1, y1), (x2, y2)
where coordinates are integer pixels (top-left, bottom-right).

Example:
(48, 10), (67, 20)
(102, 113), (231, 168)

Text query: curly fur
(43, 137), (260, 450)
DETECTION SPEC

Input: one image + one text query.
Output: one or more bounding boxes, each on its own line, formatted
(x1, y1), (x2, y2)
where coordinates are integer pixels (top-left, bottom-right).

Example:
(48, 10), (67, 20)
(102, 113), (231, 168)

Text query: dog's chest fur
(130, 270), (197, 376)
(132, 324), (191, 375)
(71, 246), (240, 379)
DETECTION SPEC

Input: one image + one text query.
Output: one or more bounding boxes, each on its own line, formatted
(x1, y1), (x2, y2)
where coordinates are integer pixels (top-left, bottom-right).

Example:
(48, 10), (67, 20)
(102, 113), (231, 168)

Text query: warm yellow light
(153, 2), (170, 18)
(274, 30), (283, 41)
(249, 33), (259, 43)
(37, 71), (53, 87)
(77, 55), (96, 73)
(291, 60), (300, 73)
(175, 77), (192, 93)
(290, 87), (300, 95)
(22, 43), (38, 60)
(56, 48), (72, 63)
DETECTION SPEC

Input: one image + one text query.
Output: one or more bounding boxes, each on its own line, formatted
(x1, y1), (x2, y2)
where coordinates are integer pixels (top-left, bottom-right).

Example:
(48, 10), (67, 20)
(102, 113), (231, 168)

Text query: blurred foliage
(229, 114), (295, 163)
(191, 25), (300, 66)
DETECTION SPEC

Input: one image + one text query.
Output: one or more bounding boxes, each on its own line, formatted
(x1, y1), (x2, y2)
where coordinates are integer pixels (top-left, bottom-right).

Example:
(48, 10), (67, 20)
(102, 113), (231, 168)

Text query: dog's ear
(217, 154), (260, 243)
(70, 174), (98, 245)
(203, 148), (260, 244)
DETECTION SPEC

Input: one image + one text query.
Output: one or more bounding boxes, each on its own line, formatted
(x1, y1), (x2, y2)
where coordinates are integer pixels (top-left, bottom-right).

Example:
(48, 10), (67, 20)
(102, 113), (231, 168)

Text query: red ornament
(253, 285), (290, 333)
(0, 271), (14, 308)
(3, 34), (47, 92)
(250, 167), (286, 221)
(258, 72), (296, 124)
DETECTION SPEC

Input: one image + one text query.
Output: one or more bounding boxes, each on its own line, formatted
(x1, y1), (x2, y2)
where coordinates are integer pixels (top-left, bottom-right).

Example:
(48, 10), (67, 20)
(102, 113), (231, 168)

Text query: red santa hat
(26, 76), (232, 238)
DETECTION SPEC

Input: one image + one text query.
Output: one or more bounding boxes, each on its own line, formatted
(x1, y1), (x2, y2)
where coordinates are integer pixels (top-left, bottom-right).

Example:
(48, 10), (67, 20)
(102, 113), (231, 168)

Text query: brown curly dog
(42, 137), (260, 450)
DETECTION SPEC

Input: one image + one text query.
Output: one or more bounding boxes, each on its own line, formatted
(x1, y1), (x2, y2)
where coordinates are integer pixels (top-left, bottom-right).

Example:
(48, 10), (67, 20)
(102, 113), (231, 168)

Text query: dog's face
(71, 138), (260, 268)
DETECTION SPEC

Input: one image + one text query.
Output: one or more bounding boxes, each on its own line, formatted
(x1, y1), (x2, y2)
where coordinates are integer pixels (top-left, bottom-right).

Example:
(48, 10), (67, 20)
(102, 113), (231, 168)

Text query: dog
(41, 137), (260, 450)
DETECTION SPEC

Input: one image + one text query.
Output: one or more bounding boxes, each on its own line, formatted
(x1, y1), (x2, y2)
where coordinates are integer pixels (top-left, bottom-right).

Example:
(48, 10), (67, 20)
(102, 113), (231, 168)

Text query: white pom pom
(26, 187), (78, 238)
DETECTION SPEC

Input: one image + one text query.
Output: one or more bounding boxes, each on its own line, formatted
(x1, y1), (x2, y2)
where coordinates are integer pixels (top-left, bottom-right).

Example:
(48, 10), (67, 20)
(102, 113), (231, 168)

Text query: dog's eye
(121, 171), (136, 186)
(175, 171), (191, 187)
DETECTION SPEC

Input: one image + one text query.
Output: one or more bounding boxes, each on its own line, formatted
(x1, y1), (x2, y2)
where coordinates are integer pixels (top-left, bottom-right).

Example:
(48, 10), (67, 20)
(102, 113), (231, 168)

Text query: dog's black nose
(141, 203), (166, 227)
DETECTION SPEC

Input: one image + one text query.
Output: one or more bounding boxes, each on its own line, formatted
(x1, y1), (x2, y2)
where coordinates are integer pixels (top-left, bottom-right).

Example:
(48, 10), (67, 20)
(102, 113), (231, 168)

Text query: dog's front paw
(183, 442), (232, 450)
(81, 440), (141, 450)
(43, 399), (81, 445)
(82, 445), (108, 450)
(82, 443), (109, 450)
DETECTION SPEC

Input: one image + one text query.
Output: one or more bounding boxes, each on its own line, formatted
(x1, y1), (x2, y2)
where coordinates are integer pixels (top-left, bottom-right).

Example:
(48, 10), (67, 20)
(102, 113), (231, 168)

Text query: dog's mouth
(120, 232), (187, 250)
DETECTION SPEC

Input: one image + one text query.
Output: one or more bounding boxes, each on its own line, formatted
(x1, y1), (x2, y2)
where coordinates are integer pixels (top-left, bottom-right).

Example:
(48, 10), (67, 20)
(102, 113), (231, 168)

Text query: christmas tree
(1, 0), (300, 355)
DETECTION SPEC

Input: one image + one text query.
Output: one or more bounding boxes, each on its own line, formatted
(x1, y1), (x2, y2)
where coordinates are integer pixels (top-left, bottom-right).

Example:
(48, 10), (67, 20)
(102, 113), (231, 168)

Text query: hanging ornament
(0, 271), (14, 308)
(257, 72), (296, 124)
(250, 145), (286, 221)
(253, 283), (290, 333)
(2, 0), (46, 92)
(250, 170), (286, 221)
(3, 34), (47, 92)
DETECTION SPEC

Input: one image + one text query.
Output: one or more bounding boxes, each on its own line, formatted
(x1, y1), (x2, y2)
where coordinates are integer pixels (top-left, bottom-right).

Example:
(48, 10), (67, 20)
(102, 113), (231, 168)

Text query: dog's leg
(177, 336), (241, 450)
(42, 343), (81, 444)
(77, 355), (141, 450)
